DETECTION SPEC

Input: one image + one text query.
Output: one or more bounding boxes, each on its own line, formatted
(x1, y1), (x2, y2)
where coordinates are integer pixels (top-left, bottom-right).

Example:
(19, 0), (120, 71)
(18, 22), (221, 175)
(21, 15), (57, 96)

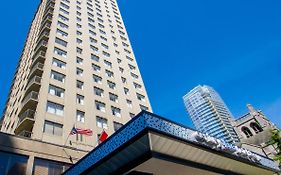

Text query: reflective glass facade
(183, 85), (239, 144)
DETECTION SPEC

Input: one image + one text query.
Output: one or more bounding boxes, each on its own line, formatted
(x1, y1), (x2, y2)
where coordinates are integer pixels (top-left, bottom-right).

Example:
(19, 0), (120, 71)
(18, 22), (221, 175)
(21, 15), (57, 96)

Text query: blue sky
(0, 0), (280, 128)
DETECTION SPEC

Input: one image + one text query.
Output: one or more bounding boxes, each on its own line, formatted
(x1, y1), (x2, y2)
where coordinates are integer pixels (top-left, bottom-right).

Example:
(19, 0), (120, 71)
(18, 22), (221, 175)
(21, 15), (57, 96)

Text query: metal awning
(63, 111), (280, 175)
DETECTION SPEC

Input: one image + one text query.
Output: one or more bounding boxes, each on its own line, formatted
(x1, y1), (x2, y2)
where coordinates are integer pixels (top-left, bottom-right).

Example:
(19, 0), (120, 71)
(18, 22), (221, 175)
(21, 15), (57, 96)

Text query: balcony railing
(18, 130), (33, 138)
(28, 62), (44, 79)
(34, 40), (48, 54)
(32, 51), (46, 68)
(21, 91), (39, 112)
(39, 20), (51, 33)
(25, 76), (42, 95)
(37, 30), (50, 44)
(15, 110), (36, 136)
(18, 109), (35, 125)
(42, 12), (53, 24)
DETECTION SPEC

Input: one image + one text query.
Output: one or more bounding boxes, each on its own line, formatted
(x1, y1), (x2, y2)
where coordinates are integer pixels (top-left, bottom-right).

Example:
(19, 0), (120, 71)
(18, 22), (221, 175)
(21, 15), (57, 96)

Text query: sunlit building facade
(0, 0), (152, 152)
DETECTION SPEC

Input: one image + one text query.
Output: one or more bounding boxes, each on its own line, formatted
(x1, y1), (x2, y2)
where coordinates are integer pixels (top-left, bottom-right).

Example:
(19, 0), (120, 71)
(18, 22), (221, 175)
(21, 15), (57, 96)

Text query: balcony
(45, 1), (55, 11)
(34, 39), (48, 55)
(31, 51), (46, 68)
(43, 6), (54, 17)
(37, 30), (50, 44)
(28, 62), (44, 79)
(39, 20), (51, 33)
(42, 14), (52, 26)
(25, 76), (41, 95)
(18, 131), (33, 138)
(14, 110), (35, 135)
(19, 91), (39, 116)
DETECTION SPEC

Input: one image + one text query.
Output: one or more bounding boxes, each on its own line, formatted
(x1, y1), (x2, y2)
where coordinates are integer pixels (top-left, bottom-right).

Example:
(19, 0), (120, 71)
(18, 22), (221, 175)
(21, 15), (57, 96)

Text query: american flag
(70, 127), (93, 136)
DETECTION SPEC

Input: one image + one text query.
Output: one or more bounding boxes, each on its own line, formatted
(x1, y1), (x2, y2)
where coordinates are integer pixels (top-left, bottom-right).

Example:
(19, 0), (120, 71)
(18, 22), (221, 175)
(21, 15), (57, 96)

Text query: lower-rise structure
(233, 104), (278, 159)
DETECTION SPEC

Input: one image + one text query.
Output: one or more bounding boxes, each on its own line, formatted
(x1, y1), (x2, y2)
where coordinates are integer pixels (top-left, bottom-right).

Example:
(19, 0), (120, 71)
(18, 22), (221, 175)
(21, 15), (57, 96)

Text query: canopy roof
(64, 111), (280, 175)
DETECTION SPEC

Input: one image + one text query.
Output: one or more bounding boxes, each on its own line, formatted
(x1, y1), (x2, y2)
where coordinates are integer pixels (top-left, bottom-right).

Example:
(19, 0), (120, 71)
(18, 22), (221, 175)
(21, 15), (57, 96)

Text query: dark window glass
(33, 158), (71, 175)
(0, 151), (28, 175)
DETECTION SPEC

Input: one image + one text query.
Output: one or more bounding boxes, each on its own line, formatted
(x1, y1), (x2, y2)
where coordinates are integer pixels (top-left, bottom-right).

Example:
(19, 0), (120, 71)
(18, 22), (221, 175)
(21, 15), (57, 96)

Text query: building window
(50, 71), (65, 82)
(76, 80), (84, 90)
(109, 93), (118, 102)
(49, 85), (64, 98)
(105, 70), (114, 78)
(140, 105), (149, 111)
(76, 68), (83, 76)
(137, 93), (145, 102)
(104, 60), (112, 68)
(134, 82), (142, 91)
(76, 110), (85, 123)
(113, 122), (123, 132)
(119, 67), (124, 73)
(46, 101), (64, 116)
(43, 120), (63, 136)
(124, 88), (129, 95)
(241, 127), (253, 138)
(54, 47), (67, 57)
(58, 21), (69, 29)
(111, 106), (121, 117)
(77, 57), (83, 65)
(121, 77), (127, 84)
(131, 72), (139, 79)
(126, 99), (132, 108)
(55, 37), (68, 47)
(250, 122), (263, 133)
(92, 64), (101, 72)
(77, 38), (83, 45)
(96, 116), (108, 129)
(33, 158), (70, 175)
(107, 81), (116, 89)
(76, 94), (84, 105)
(93, 75), (102, 84)
(94, 87), (104, 97)
(95, 101), (105, 112)
(91, 54), (99, 62)
(77, 47), (83, 54)
(57, 29), (68, 38)
(52, 58), (66, 69)
(0, 151), (28, 175)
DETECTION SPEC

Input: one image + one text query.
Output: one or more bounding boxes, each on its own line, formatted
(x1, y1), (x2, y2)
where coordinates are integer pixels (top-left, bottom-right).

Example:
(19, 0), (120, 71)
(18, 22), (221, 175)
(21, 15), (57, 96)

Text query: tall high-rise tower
(1, 0), (152, 150)
(183, 85), (239, 144)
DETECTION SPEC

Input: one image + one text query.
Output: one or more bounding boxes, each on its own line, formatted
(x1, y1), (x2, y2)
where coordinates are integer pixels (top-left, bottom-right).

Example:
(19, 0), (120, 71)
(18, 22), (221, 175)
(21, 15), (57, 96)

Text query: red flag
(99, 130), (108, 142)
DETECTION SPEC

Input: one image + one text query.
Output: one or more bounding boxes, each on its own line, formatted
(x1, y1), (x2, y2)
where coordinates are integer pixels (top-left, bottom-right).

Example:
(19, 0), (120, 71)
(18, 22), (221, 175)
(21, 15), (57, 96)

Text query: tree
(271, 129), (281, 168)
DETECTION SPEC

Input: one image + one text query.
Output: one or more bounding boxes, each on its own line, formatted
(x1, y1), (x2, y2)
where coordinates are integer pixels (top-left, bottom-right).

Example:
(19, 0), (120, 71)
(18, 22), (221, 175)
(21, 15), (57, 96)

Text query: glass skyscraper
(183, 85), (239, 144)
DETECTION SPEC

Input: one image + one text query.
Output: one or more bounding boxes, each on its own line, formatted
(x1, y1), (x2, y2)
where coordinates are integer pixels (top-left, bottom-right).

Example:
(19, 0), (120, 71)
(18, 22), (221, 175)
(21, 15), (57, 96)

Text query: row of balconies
(15, 0), (55, 138)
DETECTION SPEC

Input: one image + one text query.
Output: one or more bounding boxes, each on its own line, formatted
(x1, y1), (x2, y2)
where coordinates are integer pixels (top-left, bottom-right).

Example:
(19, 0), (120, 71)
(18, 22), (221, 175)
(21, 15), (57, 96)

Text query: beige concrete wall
(1, 0), (152, 152)
(0, 132), (87, 175)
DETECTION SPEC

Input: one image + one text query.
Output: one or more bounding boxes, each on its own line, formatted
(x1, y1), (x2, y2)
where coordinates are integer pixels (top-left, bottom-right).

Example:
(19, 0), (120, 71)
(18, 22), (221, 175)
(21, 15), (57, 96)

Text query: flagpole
(64, 123), (76, 146)
(62, 123), (76, 164)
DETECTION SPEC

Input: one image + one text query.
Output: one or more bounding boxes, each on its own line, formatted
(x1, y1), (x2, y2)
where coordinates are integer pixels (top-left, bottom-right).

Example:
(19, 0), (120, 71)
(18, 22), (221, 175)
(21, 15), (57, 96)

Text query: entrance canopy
(63, 111), (280, 175)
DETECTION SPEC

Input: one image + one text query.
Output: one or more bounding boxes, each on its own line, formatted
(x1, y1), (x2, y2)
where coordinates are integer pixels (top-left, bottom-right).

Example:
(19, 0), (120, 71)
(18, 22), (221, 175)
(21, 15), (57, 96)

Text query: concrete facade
(1, 0), (152, 152)
(0, 132), (87, 175)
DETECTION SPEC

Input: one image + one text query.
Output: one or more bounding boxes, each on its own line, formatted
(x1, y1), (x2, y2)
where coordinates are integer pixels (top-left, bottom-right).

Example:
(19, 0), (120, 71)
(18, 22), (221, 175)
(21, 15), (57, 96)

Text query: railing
(21, 91), (39, 106)
(18, 130), (33, 138)
(34, 40), (48, 53)
(26, 76), (41, 89)
(39, 21), (51, 33)
(42, 14), (52, 24)
(29, 62), (44, 77)
(18, 109), (35, 125)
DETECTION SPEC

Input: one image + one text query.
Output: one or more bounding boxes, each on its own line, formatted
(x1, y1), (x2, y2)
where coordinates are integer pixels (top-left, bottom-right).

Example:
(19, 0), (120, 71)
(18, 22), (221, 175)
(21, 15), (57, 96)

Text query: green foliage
(271, 129), (281, 168)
